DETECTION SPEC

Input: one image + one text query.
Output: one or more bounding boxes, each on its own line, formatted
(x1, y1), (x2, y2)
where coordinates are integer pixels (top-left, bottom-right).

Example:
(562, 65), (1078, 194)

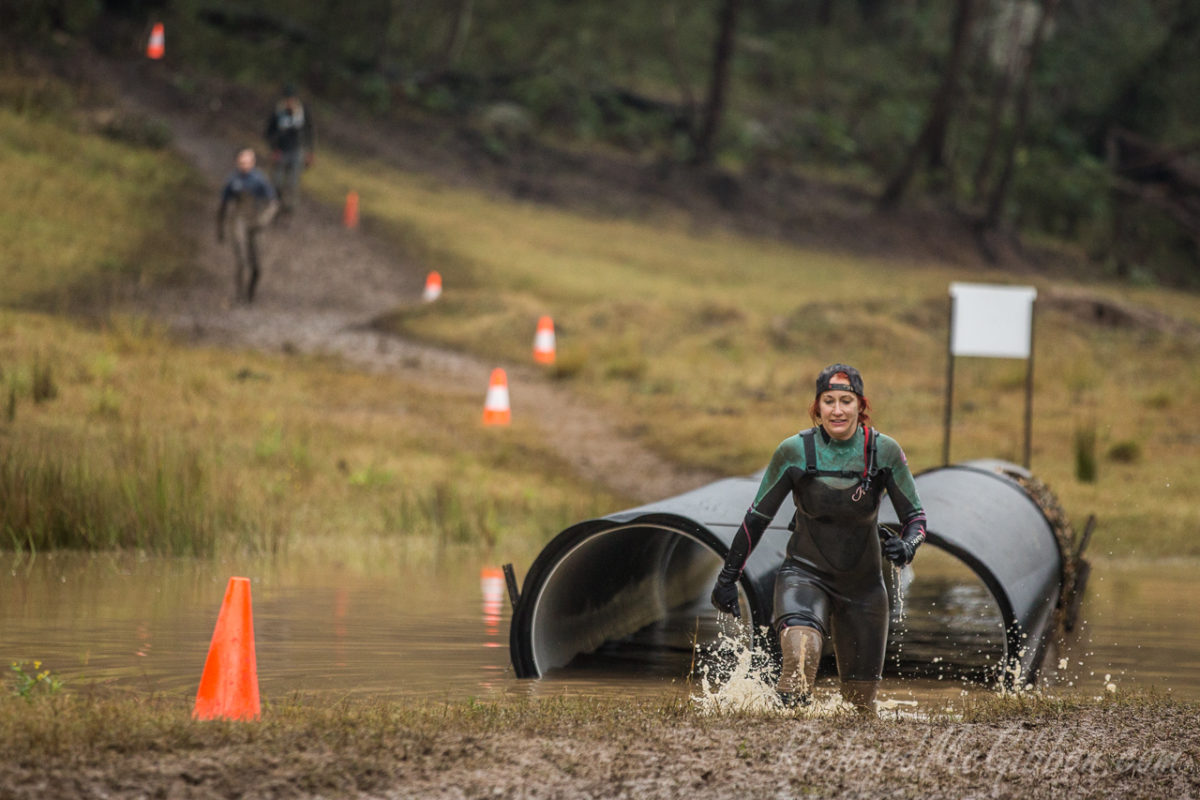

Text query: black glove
(710, 566), (741, 617)
(882, 530), (922, 566)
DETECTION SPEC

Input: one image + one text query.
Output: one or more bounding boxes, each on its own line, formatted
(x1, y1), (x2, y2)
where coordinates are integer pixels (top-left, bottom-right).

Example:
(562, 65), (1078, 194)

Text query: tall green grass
(0, 434), (242, 556)
(0, 310), (616, 559)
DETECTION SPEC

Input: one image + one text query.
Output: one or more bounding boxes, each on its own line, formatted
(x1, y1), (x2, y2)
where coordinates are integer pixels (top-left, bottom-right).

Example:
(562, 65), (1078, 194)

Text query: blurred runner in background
(216, 147), (278, 304)
(264, 83), (315, 221)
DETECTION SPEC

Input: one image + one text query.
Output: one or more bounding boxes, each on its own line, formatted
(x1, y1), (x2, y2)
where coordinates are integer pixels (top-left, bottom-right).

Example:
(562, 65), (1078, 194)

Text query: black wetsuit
(721, 424), (926, 682)
(265, 100), (314, 214)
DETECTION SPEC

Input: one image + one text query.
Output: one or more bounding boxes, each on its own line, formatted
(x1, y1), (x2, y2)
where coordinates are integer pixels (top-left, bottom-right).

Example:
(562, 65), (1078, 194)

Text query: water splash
(891, 563), (910, 621)
(690, 618), (778, 714)
(689, 618), (869, 718)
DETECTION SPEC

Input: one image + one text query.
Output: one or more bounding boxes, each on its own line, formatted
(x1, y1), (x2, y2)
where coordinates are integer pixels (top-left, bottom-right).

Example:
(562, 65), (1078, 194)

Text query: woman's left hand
(882, 535), (917, 566)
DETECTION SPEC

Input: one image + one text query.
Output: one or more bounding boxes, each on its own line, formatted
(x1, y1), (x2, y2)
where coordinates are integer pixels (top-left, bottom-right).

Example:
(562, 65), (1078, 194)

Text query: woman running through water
(710, 363), (927, 714)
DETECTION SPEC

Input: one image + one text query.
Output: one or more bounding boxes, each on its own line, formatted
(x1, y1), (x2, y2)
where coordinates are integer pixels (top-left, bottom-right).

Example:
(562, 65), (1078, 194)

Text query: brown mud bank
(1, 693), (1196, 799)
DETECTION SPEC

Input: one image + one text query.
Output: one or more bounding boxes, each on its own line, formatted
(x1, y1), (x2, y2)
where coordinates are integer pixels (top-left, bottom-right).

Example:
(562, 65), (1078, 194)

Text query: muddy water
(3, 553), (1199, 705)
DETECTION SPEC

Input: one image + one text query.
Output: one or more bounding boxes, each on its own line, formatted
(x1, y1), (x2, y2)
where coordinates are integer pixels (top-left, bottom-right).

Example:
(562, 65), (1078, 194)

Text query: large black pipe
(510, 460), (1073, 686)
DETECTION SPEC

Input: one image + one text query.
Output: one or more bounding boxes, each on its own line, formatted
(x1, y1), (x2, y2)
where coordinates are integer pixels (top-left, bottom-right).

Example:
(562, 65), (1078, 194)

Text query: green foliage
(1011, 148), (1111, 240)
(8, 661), (64, 700)
(31, 357), (55, 404)
(1074, 426), (1097, 483)
(97, 112), (173, 149)
(1106, 440), (1141, 464)
(9, 0), (1193, 279)
(0, 435), (248, 556)
(0, 0), (99, 38)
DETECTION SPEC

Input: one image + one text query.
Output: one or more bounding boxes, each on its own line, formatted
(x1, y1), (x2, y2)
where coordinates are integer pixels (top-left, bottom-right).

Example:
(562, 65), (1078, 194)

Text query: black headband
(814, 363), (864, 398)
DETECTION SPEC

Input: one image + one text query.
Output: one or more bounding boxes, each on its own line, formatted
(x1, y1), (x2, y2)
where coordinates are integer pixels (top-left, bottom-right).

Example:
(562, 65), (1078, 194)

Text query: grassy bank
(0, 688), (1195, 799)
(305, 152), (1200, 558)
(0, 105), (191, 310)
(0, 311), (616, 559)
(0, 82), (616, 559)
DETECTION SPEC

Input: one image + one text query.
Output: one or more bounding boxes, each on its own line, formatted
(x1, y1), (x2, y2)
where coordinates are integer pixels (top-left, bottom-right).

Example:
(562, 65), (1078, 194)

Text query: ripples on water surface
(3, 551), (1198, 705)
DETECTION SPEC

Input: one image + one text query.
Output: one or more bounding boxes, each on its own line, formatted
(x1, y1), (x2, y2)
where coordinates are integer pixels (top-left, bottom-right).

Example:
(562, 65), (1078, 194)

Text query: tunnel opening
(523, 521), (728, 680)
(884, 547), (1008, 684)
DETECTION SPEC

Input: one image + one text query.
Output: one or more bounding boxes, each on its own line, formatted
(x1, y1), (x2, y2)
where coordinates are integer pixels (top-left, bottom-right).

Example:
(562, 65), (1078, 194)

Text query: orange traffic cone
(422, 271), (442, 302)
(532, 315), (556, 365)
(481, 566), (505, 636)
(193, 577), (261, 721)
(482, 368), (511, 426)
(146, 23), (165, 60)
(343, 191), (359, 228)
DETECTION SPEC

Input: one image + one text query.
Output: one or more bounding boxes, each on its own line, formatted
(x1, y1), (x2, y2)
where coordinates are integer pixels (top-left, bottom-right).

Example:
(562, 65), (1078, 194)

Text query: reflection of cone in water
(422, 271), (442, 302)
(343, 191), (359, 229)
(481, 566), (505, 637)
(482, 368), (511, 426)
(193, 577), (261, 721)
(532, 315), (556, 365)
(146, 23), (165, 60)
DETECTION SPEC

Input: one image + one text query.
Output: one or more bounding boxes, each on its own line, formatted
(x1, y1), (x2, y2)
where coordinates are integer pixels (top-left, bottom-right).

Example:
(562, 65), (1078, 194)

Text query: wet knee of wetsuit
(828, 582), (889, 682)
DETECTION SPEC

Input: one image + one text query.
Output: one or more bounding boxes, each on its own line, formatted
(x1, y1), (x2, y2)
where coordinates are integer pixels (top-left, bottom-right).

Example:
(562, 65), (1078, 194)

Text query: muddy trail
(2, 696), (1197, 800)
(92, 57), (717, 505)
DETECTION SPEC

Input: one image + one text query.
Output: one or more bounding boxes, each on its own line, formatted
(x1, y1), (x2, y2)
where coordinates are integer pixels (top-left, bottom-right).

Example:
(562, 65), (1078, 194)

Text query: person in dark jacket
(264, 84), (315, 218)
(217, 147), (278, 304)
(710, 363), (927, 715)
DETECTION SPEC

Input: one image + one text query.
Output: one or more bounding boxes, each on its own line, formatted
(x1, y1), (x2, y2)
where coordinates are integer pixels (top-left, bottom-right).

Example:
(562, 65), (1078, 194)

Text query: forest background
(11, 0), (1194, 283)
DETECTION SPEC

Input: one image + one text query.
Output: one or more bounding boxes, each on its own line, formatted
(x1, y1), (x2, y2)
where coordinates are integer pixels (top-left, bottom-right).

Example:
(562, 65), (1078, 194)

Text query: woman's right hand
(710, 576), (740, 617)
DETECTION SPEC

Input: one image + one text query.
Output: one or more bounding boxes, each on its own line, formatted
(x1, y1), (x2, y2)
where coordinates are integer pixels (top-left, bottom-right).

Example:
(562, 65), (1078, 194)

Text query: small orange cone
(343, 191), (359, 228)
(146, 23), (165, 60)
(422, 271), (442, 302)
(482, 368), (511, 426)
(480, 566), (505, 636)
(193, 577), (261, 721)
(532, 315), (556, 365)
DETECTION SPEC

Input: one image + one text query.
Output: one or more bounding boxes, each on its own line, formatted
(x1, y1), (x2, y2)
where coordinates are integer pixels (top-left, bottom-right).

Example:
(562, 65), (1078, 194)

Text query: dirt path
(97, 59), (717, 505)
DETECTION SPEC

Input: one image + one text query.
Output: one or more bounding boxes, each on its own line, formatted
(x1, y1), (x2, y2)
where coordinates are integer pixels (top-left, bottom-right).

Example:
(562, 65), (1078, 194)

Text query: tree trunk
(661, 3), (698, 131)
(374, 0), (403, 72)
(1094, 1), (1200, 144)
(441, 0), (475, 68)
(857, 0), (886, 25)
(692, 0), (742, 166)
(972, 0), (1031, 201)
(877, 0), (976, 210)
(981, 0), (1060, 232)
(818, 0), (835, 26)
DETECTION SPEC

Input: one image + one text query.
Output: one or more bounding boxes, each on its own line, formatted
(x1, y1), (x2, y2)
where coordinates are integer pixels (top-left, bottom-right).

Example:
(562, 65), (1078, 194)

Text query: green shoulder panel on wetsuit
(749, 425), (871, 517)
(874, 431), (924, 522)
(748, 426), (924, 521)
(749, 434), (808, 517)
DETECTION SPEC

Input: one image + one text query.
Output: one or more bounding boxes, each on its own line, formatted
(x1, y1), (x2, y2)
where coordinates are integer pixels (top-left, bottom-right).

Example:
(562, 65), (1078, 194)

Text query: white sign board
(949, 283), (1037, 359)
